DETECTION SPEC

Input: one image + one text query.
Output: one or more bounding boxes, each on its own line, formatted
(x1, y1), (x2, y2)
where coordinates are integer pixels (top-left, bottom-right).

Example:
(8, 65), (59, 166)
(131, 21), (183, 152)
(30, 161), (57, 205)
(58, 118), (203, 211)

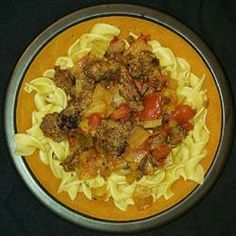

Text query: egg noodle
(14, 23), (209, 211)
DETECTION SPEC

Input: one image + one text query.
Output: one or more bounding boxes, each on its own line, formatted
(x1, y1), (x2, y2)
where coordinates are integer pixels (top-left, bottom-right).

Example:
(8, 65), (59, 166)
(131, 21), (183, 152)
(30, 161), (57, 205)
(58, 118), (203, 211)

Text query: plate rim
(3, 3), (235, 233)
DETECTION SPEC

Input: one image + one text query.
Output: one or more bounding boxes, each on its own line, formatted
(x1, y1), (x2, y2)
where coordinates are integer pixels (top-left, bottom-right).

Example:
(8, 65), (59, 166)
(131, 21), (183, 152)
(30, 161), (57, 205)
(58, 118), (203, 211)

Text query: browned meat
(67, 128), (94, 153)
(167, 125), (187, 146)
(53, 66), (76, 95)
(105, 39), (125, 62)
(78, 89), (94, 111)
(68, 79), (95, 111)
(150, 132), (167, 150)
(96, 120), (132, 156)
(40, 112), (66, 142)
(127, 54), (142, 78)
(162, 96), (171, 105)
(134, 158), (155, 180)
(136, 79), (165, 97)
(162, 112), (171, 124)
(57, 105), (80, 130)
(127, 50), (159, 79)
(84, 60), (120, 82)
(60, 149), (81, 172)
(127, 35), (136, 45)
(118, 67), (143, 111)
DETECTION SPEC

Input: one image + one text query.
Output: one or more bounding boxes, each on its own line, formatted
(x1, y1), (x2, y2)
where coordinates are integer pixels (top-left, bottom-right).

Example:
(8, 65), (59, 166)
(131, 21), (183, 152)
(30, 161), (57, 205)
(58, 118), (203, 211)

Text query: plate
(4, 4), (235, 232)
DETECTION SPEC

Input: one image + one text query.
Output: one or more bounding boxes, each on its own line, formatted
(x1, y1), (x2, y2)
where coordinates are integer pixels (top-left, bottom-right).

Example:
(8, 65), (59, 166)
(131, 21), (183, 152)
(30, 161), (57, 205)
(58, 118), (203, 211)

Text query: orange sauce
(16, 16), (221, 221)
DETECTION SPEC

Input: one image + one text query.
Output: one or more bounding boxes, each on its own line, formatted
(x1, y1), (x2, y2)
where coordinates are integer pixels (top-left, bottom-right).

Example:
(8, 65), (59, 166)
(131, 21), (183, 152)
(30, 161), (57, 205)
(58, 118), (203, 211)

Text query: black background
(0, 0), (236, 235)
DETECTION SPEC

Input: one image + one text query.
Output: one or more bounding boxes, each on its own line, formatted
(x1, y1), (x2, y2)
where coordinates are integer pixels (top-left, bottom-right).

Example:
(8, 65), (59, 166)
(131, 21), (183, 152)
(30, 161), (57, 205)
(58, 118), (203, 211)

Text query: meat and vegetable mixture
(40, 34), (196, 183)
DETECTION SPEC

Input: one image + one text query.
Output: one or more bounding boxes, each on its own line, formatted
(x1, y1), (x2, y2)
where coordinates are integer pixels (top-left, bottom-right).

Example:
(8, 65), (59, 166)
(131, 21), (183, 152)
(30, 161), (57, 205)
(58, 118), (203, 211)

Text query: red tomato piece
(152, 144), (171, 161)
(86, 113), (102, 131)
(110, 104), (131, 120)
(172, 105), (196, 124)
(140, 94), (162, 120)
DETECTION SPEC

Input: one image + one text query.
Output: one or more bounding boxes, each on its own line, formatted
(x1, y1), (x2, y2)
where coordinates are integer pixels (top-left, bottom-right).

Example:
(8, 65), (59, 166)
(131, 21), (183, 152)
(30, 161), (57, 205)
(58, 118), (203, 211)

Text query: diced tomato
(86, 113), (102, 131)
(140, 93), (162, 121)
(172, 105), (196, 124)
(110, 104), (131, 120)
(152, 144), (171, 161)
(181, 122), (194, 131)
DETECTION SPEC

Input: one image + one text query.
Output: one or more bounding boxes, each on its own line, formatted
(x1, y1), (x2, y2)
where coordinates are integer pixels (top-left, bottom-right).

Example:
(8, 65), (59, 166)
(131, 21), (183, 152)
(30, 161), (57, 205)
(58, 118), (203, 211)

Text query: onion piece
(143, 119), (162, 128)
(127, 126), (150, 149)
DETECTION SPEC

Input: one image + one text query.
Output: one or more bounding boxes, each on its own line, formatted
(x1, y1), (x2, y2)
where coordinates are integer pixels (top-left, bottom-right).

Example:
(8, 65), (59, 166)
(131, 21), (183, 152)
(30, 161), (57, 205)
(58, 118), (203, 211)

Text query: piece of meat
(118, 67), (143, 111)
(96, 120), (132, 156)
(127, 54), (143, 78)
(167, 125), (188, 146)
(162, 96), (171, 105)
(162, 112), (171, 124)
(127, 35), (136, 45)
(127, 50), (160, 80)
(57, 105), (80, 130)
(53, 66), (76, 95)
(150, 132), (167, 150)
(69, 79), (95, 112)
(135, 158), (147, 180)
(105, 39), (126, 62)
(60, 148), (81, 172)
(84, 59), (120, 82)
(134, 157), (155, 180)
(40, 112), (66, 142)
(69, 128), (93, 149)
(78, 89), (94, 111)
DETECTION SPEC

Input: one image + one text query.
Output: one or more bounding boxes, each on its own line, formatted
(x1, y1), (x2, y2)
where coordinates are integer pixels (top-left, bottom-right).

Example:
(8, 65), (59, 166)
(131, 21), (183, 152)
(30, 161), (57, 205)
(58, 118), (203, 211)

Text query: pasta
(14, 23), (209, 211)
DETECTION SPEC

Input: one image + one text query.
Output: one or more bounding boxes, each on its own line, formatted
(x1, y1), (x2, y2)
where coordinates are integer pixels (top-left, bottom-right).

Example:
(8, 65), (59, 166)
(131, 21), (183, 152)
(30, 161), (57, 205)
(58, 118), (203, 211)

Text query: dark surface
(0, 0), (235, 235)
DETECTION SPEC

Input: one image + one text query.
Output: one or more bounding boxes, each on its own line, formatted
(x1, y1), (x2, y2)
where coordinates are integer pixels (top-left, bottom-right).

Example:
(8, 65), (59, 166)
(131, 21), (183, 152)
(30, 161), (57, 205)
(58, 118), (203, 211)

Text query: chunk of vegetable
(172, 104), (196, 124)
(140, 93), (162, 121)
(152, 144), (171, 162)
(84, 84), (114, 117)
(143, 119), (162, 128)
(127, 126), (150, 149)
(124, 34), (151, 56)
(110, 104), (131, 120)
(86, 113), (102, 131)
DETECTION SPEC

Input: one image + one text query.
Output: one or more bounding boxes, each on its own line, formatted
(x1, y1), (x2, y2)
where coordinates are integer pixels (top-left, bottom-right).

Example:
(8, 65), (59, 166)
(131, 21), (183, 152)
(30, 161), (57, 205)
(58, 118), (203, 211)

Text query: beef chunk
(40, 112), (66, 142)
(67, 128), (94, 153)
(84, 60), (120, 82)
(60, 149), (81, 172)
(167, 125), (187, 146)
(68, 78), (95, 112)
(136, 79), (166, 97)
(96, 120), (132, 156)
(53, 66), (76, 95)
(127, 35), (136, 45)
(127, 50), (159, 79)
(77, 89), (94, 111)
(118, 67), (143, 111)
(150, 132), (167, 150)
(57, 105), (80, 130)
(162, 96), (171, 105)
(162, 112), (171, 124)
(105, 39), (126, 62)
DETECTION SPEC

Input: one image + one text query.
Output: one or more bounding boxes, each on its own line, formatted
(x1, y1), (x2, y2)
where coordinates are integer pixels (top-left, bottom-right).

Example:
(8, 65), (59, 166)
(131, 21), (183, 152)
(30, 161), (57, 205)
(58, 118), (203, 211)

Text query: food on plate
(14, 23), (209, 211)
